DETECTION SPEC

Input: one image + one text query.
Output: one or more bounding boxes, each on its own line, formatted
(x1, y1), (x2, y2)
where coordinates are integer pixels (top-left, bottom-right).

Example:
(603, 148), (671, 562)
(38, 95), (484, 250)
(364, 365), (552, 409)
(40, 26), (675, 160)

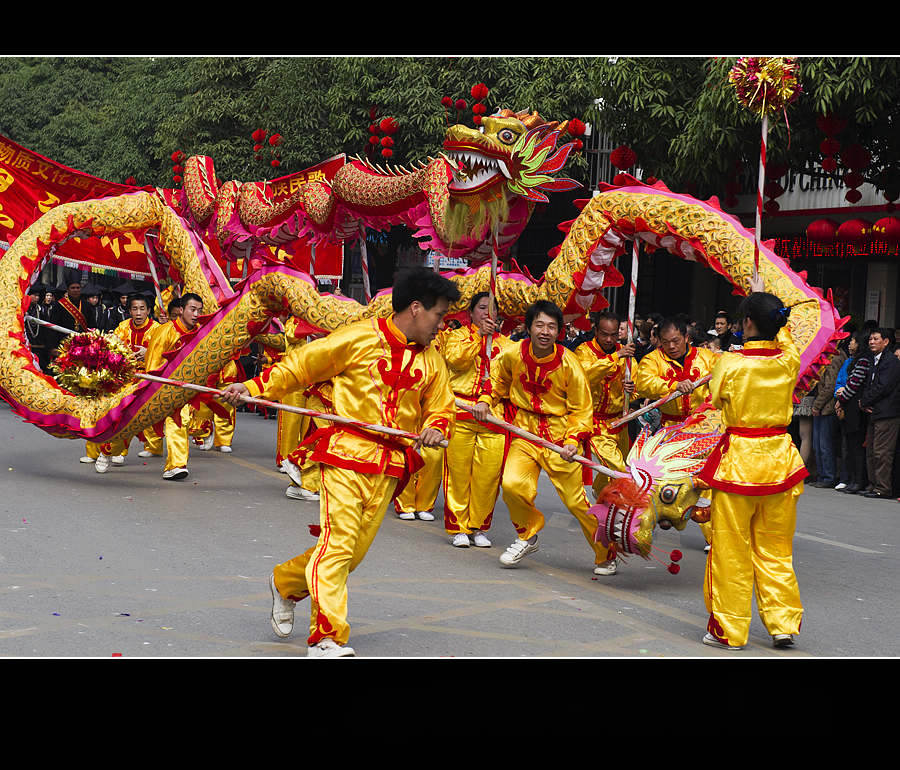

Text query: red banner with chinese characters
(0, 134), (153, 279)
(1, 134), (345, 282)
(225, 154), (346, 281)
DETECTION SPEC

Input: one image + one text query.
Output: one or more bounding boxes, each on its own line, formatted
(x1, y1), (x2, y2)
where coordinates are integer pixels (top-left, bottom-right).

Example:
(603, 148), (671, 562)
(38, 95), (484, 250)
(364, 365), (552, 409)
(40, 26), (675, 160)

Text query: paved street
(1, 401), (898, 659)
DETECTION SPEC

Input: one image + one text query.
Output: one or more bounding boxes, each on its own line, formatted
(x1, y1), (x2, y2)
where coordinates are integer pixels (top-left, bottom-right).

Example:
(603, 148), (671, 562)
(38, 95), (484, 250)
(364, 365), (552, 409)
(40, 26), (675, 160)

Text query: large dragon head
(440, 109), (582, 247)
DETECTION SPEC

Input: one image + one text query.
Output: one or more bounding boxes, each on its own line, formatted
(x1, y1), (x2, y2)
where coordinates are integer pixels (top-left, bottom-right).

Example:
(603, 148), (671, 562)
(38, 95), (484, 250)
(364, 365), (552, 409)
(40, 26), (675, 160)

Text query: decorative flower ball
(728, 56), (802, 117)
(51, 330), (138, 396)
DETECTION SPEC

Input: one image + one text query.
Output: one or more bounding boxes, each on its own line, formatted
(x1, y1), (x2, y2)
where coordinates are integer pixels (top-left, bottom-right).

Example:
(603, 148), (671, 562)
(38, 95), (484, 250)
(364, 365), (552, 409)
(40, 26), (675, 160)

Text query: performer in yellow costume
(633, 317), (717, 427)
(220, 266), (458, 658)
(575, 310), (636, 500)
(472, 300), (617, 576)
(393, 327), (449, 522)
(86, 294), (162, 472)
(188, 358), (240, 453)
(441, 291), (511, 547)
(696, 274), (807, 651)
(143, 293), (204, 481)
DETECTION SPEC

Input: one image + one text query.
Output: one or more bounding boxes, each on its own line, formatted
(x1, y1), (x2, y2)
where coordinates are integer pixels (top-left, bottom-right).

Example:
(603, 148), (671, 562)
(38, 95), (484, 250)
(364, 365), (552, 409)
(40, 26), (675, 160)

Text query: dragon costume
(0, 110), (845, 546)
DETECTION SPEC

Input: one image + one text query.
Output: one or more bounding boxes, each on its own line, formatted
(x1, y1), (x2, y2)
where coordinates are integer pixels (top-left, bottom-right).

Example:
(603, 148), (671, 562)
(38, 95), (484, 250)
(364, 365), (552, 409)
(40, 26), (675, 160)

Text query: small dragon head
(443, 109), (581, 203)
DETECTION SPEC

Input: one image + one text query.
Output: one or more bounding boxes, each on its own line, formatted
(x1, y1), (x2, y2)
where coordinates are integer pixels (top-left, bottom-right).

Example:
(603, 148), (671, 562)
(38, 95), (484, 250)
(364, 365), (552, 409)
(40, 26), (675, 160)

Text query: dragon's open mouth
(446, 149), (510, 193)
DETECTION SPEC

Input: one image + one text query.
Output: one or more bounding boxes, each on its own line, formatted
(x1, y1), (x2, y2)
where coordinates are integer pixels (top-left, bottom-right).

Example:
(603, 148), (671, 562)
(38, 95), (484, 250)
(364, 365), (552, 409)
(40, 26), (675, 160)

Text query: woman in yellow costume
(441, 291), (512, 548)
(220, 266), (458, 658)
(696, 274), (807, 650)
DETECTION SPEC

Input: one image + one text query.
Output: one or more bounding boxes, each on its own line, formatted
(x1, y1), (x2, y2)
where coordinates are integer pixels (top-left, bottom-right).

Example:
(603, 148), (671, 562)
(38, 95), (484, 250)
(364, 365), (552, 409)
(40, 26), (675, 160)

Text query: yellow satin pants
(85, 439), (129, 458)
(190, 402), (236, 448)
(703, 485), (803, 647)
(276, 389), (306, 466)
(273, 465), (399, 645)
(443, 419), (504, 534)
(588, 424), (630, 499)
(164, 405), (192, 471)
(395, 445), (444, 515)
(501, 438), (610, 564)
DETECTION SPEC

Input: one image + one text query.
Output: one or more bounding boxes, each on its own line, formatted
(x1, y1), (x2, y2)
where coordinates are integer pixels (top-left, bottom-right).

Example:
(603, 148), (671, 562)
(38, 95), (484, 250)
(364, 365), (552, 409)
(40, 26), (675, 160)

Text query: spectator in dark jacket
(811, 341), (848, 488)
(835, 332), (873, 494)
(858, 328), (900, 498)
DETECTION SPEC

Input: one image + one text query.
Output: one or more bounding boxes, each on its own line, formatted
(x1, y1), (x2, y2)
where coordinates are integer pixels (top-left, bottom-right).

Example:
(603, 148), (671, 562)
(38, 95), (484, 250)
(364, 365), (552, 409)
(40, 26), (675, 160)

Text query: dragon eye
(497, 128), (516, 144)
(660, 485), (678, 504)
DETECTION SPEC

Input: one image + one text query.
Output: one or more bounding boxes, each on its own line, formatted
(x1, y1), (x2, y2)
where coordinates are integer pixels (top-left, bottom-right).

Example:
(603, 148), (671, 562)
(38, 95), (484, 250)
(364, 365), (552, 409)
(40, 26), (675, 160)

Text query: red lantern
(172, 164), (183, 175)
(874, 216), (900, 244)
(837, 218), (873, 244)
(610, 145), (637, 170)
(251, 128), (267, 143)
(806, 218), (839, 244)
(380, 136), (394, 148)
(125, 176), (137, 186)
(764, 200), (780, 214)
(454, 99), (467, 112)
(379, 117), (398, 135)
(441, 96), (453, 108)
(820, 138), (841, 156)
(822, 157), (838, 173)
(567, 118), (586, 137)
(368, 136), (379, 145)
(470, 82), (489, 101)
(269, 133), (283, 146)
(270, 159), (280, 168)
(381, 148), (393, 158)
(845, 189), (863, 204)
(472, 103), (487, 116)
(171, 150), (184, 163)
(172, 175), (182, 184)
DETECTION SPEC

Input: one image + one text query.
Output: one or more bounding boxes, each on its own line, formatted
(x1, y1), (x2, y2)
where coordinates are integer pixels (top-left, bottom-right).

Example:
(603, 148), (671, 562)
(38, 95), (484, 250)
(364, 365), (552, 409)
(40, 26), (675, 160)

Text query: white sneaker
(111, 455), (125, 466)
(416, 510), (435, 521)
(702, 632), (745, 651)
(79, 455), (95, 464)
(280, 459), (304, 487)
(162, 467), (189, 481)
(94, 454), (111, 474)
(307, 637), (355, 658)
(593, 559), (617, 576)
(471, 531), (492, 548)
(704, 543), (712, 553)
(138, 450), (157, 458)
(451, 533), (471, 548)
(834, 482), (847, 491)
(217, 446), (233, 453)
(268, 573), (295, 638)
(199, 434), (214, 451)
(772, 633), (795, 649)
(499, 537), (539, 567)
(285, 485), (319, 501)
(397, 511), (416, 521)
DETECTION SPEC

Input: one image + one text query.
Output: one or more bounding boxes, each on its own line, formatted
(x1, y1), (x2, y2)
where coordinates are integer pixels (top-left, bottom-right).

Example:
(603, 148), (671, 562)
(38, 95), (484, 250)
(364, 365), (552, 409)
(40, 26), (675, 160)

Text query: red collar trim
(737, 347), (781, 357)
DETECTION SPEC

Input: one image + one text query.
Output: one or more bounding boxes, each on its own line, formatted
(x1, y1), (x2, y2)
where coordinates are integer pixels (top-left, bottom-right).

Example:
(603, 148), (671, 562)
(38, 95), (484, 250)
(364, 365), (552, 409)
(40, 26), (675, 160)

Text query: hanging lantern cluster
(839, 143), (871, 204)
(609, 145), (637, 186)
(566, 118), (586, 152)
(171, 150), (185, 185)
(817, 113), (846, 174)
(806, 215), (900, 248)
(470, 82), (489, 125)
(251, 128), (283, 168)
(365, 107), (399, 160)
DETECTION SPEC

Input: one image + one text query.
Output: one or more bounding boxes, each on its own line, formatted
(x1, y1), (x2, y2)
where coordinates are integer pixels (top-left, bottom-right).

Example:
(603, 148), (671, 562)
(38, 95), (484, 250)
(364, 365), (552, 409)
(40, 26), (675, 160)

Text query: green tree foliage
(588, 56), (900, 202)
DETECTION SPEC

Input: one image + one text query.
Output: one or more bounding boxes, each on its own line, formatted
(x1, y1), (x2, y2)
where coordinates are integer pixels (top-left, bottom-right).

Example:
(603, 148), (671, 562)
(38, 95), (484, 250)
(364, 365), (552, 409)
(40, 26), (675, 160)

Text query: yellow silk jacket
(442, 324), (513, 419)
(574, 340), (630, 431)
(697, 327), (807, 494)
(113, 317), (160, 370)
(143, 317), (198, 374)
(633, 345), (717, 424)
(245, 315), (455, 479)
(480, 339), (593, 446)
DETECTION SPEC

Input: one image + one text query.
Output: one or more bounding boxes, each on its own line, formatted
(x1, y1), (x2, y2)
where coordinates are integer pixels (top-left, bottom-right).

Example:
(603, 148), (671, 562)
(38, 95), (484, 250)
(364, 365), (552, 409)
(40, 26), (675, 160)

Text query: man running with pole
(469, 299), (618, 577)
(220, 266), (458, 658)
